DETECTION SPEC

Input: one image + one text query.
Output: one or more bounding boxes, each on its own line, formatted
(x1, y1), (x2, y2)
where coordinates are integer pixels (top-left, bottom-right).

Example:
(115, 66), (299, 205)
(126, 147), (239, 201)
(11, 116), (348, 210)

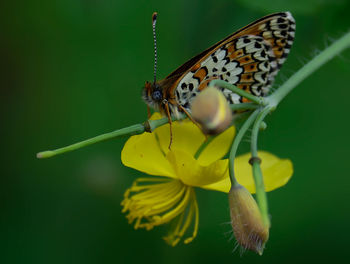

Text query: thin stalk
(250, 107), (272, 227)
(36, 116), (175, 159)
(37, 124), (145, 158)
(230, 102), (259, 111)
(228, 109), (261, 186)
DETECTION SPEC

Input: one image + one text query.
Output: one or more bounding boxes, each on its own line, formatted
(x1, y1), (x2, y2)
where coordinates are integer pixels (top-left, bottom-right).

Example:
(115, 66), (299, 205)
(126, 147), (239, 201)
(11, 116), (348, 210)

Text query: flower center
(121, 177), (199, 246)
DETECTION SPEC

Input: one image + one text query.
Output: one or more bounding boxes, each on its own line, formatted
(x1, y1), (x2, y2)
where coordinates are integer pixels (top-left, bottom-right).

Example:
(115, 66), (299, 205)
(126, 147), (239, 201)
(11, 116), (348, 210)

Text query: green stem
(230, 102), (259, 111)
(210, 80), (266, 105)
(250, 107), (272, 227)
(148, 113), (186, 131)
(228, 109), (261, 186)
(268, 31), (350, 106)
(37, 117), (173, 159)
(37, 124), (144, 158)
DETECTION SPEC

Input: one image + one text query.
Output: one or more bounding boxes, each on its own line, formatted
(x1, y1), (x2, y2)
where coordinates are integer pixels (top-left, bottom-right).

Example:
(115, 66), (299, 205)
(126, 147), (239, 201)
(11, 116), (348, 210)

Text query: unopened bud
(228, 184), (269, 255)
(191, 86), (232, 135)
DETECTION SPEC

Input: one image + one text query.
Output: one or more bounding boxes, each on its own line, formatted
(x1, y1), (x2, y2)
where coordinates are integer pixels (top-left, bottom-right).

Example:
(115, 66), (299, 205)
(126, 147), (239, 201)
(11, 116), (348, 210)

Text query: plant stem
(268, 30), (350, 106)
(210, 80), (266, 105)
(230, 102), (259, 111)
(36, 117), (173, 159)
(36, 124), (145, 158)
(228, 109), (261, 186)
(250, 107), (272, 227)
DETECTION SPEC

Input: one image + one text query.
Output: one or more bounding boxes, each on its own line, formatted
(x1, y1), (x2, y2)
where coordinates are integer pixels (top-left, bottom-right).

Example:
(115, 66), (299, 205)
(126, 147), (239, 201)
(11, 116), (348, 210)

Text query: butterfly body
(143, 12), (295, 119)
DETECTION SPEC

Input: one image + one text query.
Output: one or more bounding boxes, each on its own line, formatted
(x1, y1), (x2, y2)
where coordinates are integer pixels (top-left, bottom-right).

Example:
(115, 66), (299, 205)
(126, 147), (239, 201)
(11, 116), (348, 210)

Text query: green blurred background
(2, 0), (350, 263)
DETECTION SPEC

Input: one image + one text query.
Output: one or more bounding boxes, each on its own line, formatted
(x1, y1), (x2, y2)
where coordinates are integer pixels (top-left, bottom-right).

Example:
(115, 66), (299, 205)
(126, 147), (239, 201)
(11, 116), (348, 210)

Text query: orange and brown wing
(163, 12), (295, 111)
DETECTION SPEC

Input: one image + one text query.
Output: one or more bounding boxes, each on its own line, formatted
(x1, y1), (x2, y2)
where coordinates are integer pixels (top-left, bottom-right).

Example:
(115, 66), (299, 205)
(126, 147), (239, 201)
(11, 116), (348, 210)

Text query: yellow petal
(149, 112), (163, 120)
(152, 115), (206, 157)
(167, 149), (228, 187)
(201, 151), (293, 193)
(197, 126), (235, 166)
(121, 130), (176, 179)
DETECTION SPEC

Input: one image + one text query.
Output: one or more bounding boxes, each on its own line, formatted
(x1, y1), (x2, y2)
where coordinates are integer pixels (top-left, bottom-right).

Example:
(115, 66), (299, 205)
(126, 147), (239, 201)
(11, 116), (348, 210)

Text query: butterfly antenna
(152, 12), (158, 85)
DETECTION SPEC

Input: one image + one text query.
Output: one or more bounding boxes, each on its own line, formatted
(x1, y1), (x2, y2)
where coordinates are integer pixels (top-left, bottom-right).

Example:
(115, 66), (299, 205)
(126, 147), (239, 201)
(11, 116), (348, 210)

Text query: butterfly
(142, 12), (295, 145)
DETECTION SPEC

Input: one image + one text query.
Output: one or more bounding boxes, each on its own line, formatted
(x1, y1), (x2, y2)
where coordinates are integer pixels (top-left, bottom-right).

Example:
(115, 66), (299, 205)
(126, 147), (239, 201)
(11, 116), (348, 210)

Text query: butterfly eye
(152, 90), (163, 101)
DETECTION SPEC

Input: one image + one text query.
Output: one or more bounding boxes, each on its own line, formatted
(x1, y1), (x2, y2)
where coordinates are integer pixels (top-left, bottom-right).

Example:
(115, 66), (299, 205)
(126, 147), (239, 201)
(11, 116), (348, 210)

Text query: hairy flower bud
(191, 86), (232, 135)
(228, 184), (269, 255)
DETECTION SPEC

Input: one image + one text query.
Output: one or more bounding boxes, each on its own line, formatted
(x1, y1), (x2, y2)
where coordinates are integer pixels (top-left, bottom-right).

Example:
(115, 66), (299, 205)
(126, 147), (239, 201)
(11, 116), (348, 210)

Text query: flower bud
(228, 184), (269, 255)
(191, 86), (232, 135)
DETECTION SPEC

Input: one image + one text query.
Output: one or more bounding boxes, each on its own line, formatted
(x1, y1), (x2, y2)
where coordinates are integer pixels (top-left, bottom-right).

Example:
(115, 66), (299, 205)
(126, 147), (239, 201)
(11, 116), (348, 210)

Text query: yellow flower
(121, 113), (293, 246)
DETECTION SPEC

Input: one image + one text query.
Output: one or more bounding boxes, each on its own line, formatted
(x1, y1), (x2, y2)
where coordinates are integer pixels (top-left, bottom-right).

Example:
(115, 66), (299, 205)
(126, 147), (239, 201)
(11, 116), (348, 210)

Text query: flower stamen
(163, 189), (199, 246)
(121, 177), (199, 245)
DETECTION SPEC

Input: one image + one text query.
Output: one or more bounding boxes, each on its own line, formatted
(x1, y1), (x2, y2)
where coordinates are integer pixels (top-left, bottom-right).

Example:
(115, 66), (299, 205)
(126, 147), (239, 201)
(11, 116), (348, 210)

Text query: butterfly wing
(164, 12), (295, 110)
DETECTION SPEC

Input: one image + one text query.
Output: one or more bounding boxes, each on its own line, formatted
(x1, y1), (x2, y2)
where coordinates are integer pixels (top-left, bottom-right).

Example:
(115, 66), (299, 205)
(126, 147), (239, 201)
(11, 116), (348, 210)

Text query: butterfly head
(142, 81), (164, 110)
(142, 13), (165, 110)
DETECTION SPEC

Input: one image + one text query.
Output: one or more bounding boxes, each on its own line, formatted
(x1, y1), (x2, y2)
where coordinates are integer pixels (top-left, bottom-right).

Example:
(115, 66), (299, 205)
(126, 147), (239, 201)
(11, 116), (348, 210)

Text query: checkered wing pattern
(169, 12), (295, 111)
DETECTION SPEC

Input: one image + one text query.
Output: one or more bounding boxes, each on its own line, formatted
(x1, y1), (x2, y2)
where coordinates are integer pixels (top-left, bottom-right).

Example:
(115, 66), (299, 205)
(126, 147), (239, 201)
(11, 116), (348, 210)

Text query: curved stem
(250, 107), (272, 227)
(268, 31), (350, 106)
(228, 109), (261, 186)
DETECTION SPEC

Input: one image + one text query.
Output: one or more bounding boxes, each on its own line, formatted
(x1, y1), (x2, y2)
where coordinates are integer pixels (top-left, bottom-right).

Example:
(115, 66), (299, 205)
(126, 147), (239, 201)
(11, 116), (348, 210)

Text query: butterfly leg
(147, 105), (152, 119)
(164, 101), (173, 149)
